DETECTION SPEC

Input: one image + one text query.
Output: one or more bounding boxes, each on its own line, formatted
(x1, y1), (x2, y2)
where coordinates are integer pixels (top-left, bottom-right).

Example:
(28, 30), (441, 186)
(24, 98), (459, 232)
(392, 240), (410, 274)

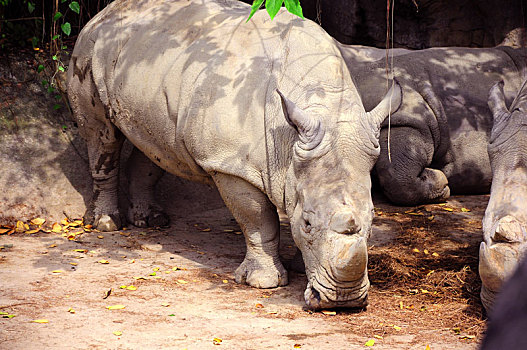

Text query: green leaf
(53, 12), (62, 21)
(37, 64), (44, 73)
(69, 1), (80, 14)
(41, 79), (48, 86)
(246, 0), (264, 22)
(58, 66), (65, 72)
(168, 314), (175, 316)
(52, 55), (58, 61)
(265, 0), (283, 20)
(47, 86), (55, 93)
(28, 2), (35, 13)
(61, 22), (71, 36)
(61, 0), (67, 3)
(53, 104), (62, 110)
(284, 0), (303, 18)
(52, 34), (60, 41)
(55, 95), (62, 100)
(62, 45), (67, 50)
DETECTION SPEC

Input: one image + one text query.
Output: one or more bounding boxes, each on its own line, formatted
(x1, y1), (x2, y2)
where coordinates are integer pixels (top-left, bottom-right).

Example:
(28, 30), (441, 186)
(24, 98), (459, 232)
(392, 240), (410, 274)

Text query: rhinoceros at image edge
(67, 0), (401, 309)
(479, 80), (527, 312)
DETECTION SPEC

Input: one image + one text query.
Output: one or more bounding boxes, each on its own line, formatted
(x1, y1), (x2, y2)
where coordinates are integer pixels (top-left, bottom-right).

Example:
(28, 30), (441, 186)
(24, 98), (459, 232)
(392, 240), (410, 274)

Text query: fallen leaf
(321, 310), (336, 315)
(52, 270), (64, 273)
(399, 301), (404, 309)
(234, 231), (242, 235)
(133, 276), (147, 280)
(69, 262), (78, 266)
(426, 270), (435, 276)
(73, 249), (87, 253)
(420, 289), (430, 294)
(25, 229), (40, 234)
(452, 328), (461, 335)
(461, 208), (471, 212)
(32, 319), (49, 323)
(255, 303), (264, 308)
(267, 311), (278, 314)
(177, 279), (188, 284)
(126, 286), (137, 291)
(49, 244), (57, 248)
(68, 308), (75, 314)
(393, 325), (402, 331)
(161, 302), (170, 307)
(223, 229), (234, 233)
(168, 314), (175, 316)
(427, 215), (435, 221)
(201, 228), (211, 232)
(409, 289), (419, 294)
(373, 335), (383, 340)
(432, 252), (439, 257)
(113, 331), (122, 336)
(119, 231), (131, 237)
(97, 235), (104, 239)
(119, 285), (127, 289)
(460, 335), (475, 340)
(31, 218), (46, 225)
(52, 223), (62, 233)
(412, 248), (420, 253)
(293, 345), (301, 349)
(150, 272), (157, 276)
(2, 314), (15, 318)
(443, 207), (454, 212)
(61, 218), (70, 226)
(212, 337), (222, 345)
(0, 228), (11, 234)
(103, 288), (112, 299)
(98, 260), (109, 264)
(425, 345), (431, 350)
(106, 305), (125, 310)
(15, 221), (26, 233)
(222, 279), (228, 284)
(153, 267), (160, 271)
(365, 339), (375, 346)
(423, 249), (429, 255)
(130, 259), (135, 263)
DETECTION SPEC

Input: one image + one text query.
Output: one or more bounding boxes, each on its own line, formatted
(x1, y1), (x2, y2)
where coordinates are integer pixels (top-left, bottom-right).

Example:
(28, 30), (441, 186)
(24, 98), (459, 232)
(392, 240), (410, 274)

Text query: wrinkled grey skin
(338, 44), (527, 205)
(67, 0), (401, 309)
(479, 81), (527, 312)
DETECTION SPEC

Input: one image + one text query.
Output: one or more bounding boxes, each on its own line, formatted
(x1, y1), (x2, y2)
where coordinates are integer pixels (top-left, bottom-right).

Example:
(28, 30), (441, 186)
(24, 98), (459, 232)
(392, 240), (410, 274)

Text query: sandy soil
(0, 180), (487, 349)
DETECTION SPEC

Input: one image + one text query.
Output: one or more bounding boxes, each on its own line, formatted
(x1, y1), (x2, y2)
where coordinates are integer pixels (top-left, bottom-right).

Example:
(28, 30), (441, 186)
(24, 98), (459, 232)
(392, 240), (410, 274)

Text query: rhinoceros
(338, 44), (527, 205)
(66, 0), (401, 309)
(479, 81), (527, 311)
(337, 45), (527, 311)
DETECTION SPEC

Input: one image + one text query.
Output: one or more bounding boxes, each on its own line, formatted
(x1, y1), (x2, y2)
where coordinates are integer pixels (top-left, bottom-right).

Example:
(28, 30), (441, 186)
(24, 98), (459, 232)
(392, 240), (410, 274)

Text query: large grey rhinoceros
(480, 81), (527, 311)
(66, 0), (401, 309)
(338, 44), (527, 205)
(337, 44), (527, 311)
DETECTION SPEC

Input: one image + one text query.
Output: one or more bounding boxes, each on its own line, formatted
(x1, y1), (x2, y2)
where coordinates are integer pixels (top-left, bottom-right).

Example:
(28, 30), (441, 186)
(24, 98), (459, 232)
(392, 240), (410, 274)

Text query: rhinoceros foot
(94, 213), (122, 232)
(127, 204), (169, 228)
(235, 258), (288, 289)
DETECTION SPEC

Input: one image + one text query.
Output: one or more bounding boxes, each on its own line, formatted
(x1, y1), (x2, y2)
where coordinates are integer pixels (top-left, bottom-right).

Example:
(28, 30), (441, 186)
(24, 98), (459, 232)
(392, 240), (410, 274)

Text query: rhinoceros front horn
(277, 89), (324, 151)
(488, 81), (509, 120)
(331, 236), (368, 282)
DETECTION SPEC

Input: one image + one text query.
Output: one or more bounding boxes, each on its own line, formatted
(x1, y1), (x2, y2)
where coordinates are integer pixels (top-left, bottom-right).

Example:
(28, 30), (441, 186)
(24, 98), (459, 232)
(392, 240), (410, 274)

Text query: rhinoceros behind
(67, 0), (401, 309)
(479, 80), (527, 311)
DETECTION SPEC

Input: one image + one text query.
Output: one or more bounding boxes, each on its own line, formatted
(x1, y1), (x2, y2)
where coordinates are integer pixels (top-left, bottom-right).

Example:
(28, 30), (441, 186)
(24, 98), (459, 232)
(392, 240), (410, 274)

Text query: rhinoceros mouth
(304, 271), (370, 310)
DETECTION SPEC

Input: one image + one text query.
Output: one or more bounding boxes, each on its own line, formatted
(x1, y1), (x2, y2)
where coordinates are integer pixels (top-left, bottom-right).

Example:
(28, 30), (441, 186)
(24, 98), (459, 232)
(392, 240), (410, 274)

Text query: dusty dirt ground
(1, 49), (487, 349)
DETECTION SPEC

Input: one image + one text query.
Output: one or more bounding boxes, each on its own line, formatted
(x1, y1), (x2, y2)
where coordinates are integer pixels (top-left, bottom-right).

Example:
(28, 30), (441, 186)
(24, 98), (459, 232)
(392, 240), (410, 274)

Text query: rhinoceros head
(279, 81), (401, 309)
(480, 80), (527, 311)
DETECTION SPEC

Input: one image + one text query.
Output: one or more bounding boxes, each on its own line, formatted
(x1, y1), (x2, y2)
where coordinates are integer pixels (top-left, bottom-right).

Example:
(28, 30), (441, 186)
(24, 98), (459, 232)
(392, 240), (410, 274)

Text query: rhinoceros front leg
(83, 119), (124, 231)
(376, 126), (450, 205)
(212, 173), (288, 288)
(126, 147), (169, 228)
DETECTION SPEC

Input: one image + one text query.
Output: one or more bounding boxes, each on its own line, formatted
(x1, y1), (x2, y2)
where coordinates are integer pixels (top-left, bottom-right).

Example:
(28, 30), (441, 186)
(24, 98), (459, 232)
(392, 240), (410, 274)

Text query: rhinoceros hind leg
(376, 127), (450, 205)
(213, 173), (288, 289)
(82, 119), (125, 231)
(126, 147), (169, 228)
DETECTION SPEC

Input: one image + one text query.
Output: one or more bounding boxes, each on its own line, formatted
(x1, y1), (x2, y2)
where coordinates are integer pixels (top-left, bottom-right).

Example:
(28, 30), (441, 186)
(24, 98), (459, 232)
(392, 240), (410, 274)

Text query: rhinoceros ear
(277, 89), (325, 150)
(488, 81), (510, 120)
(366, 79), (402, 129)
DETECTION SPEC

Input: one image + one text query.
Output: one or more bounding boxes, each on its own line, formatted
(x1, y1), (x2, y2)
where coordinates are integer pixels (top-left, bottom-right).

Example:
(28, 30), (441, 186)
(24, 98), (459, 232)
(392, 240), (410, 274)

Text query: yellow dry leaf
(52, 223), (62, 233)
(293, 345), (301, 349)
(443, 207), (454, 212)
(393, 325), (402, 331)
(61, 218), (69, 226)
(130, 259), (135, 264)
(73, 249), (87, 253)
(461, 208), (471, 212)
(460, 335), (475, 340)
(52, 270), (64, 273)
(255, 303), (264, 308)
(49, 244), (57, 248)
(425, 345), (431, 350)
(427, 270), (435, 276)
(165, 270), (171, 274)
(16, 220), (25, 233)
(126, 286), (137, 291)
(113, 331), (122, 336)
(321, 310), (336, 315)
(68, 308), (75, 314)
(234, 231), (242, 235)
(119, 231), (131, 237)
(412, 248), (420, 253)
(212, 337), (222, 345)
(32, 319), (49, 323)
(69, 262), (78, 266)
(97, 235), (104, 239)
(423, 249), (429, 255)
(420, 289), (430, 294)
(25, 229), (40, 234)
(432, 252), (439, 257)
(399, 301), (404, 309)
(119, 285), (127, 289)
(222, 279), (228, 284)
(153, 267), (160, 271)
(223, 229), (234, 233)
(0, 228), (10, 234)
(177, 279), (188, 284)
(427, 215), (435, 221)
(98, 260), (109, 264)
(201, 228), (211, 232)
(373, 335), (383, 340)
(133, 276), (147, 280)
(365, 339), (375, 347)
(267, 311), (278, 314)
(106, 305), (125, 310)
(161, 302), (170, 307)
(31, 218), (46, 226)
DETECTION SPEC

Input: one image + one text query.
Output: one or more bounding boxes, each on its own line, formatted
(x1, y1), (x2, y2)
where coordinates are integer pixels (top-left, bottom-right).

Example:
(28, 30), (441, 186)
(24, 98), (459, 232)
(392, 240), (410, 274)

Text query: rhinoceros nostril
(330, 211), (361, 234)
(310, 287), (321, 303)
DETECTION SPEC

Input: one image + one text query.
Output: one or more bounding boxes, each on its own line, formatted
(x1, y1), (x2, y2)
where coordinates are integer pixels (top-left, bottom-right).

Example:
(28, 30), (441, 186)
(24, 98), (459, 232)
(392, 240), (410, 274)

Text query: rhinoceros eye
(304, 219), (312, 233)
